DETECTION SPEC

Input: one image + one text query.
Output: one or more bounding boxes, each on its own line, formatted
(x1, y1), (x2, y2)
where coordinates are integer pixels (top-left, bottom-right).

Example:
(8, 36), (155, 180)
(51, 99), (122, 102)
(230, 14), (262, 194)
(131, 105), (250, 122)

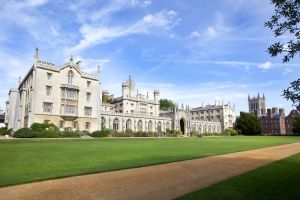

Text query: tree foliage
(283, 78), (300, 107)
(235, 113), (262, 135)
(160, 99), (175, 111)
(292, 115), (300, 134)
(265, 0), (300, 62)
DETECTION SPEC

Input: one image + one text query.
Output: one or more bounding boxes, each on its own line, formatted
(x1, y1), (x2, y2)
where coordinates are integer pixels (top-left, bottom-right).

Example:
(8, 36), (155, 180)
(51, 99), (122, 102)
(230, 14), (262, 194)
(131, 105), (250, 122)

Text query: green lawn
(177, 152), (300, 200)
(0, 136), (299, 187)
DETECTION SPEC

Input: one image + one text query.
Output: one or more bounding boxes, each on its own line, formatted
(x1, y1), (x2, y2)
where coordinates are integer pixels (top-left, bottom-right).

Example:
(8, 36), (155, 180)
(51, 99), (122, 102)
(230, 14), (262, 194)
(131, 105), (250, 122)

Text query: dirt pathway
(1, 142), (300, 200)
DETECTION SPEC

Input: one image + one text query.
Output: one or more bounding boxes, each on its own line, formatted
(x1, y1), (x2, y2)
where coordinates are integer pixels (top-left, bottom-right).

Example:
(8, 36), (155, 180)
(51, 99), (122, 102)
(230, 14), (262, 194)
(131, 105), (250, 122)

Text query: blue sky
(0, 0), (299, 114)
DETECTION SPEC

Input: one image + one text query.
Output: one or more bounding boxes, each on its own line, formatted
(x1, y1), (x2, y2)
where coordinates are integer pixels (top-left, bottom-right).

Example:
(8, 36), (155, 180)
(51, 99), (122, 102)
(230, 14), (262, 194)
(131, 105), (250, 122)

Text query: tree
(292, 115), (300, 134)
(283, 78), (300, 107)
(235, 112), (262, 135)
(160, 99), (175, 111)
(265, 0), (300, 62)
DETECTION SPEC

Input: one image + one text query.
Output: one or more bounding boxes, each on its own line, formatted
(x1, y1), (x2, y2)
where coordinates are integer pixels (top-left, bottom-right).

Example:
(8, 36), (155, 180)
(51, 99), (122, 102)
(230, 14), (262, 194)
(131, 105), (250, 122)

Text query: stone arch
(204, 125), (207, 133)
(113, 118), (119, 131)
(180, 118), (185, 134)
(198, 124), (202, 133)
(126, 119), (132, 130)
(157, 121), (162, 132)
(148, 120), (153, 132)
(166, 122), (170, 130)
(137, 120), (143, 132)
(101, 117), (106, 128)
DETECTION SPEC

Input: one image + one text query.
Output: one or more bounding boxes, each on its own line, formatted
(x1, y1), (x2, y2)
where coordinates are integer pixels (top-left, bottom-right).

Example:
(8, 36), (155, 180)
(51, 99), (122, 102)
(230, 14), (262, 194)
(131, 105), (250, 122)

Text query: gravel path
(1, 142), (300, 200)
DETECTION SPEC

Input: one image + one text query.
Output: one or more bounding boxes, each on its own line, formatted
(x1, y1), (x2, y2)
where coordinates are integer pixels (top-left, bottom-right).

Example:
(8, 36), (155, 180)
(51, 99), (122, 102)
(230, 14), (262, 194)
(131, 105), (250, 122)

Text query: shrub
(60, 130), (81, 138)
(81, 130), (90, 136)
(91, 128), (112, 137)
(31, 123), (59, 132)
(146, 131), (156, 137)
(223, 128), (239, 136)
(134, 131), (147, 137)
(0, 128), (8, 136)
(190, 130), (199, 137)
(13, 128), (37, 138)
(166, 129), (181, 137)
(36, 130), (60, 138)
(124, 129), (134, 137)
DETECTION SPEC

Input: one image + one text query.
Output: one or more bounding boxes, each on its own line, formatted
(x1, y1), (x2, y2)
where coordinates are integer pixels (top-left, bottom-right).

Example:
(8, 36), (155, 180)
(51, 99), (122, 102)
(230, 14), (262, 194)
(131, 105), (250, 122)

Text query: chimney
(279, 108), (285, 116)
(267, 109), (271, 117)
(76, 61), (82, 70)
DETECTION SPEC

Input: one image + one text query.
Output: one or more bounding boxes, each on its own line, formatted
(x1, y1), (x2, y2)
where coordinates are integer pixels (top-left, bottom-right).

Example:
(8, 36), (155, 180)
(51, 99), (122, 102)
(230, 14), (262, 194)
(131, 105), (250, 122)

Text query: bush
(124, 129), (134, 137)
(0, 128), (13, 136)
(223, 128), (239, 136)
(36, 130), (60, 138)
(31, 123), (59, 132)
(60, 129), (81, 138)
(190, 130), (199, 137)
(13, 128), (37, 138)
(91, 128), (112, 137)
(166, 129), (181, 137)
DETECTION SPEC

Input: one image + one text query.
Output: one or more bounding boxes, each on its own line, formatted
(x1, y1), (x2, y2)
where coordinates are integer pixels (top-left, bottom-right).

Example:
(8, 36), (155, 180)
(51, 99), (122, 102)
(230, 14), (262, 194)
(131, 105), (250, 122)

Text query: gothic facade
(6, 49), (235, 135)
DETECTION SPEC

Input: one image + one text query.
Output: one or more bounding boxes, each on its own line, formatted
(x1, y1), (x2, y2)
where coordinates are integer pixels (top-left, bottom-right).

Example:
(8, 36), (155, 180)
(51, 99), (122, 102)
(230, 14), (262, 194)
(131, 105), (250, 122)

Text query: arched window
(148, 121), (153, 132)
(113, 118), (119, 130)
(157, 121), (162, 132)
(213, 125), (216, 132)
(126, 119), (132, 130)
(199, 124), (202, 133)
(204, 125), (207, 133)
(166, 122), (170, 130)
(208, 125), (211, 133)
(68, 70), (74, 84)
(101, 117), (106, 128)
(137, 120), (143, 132)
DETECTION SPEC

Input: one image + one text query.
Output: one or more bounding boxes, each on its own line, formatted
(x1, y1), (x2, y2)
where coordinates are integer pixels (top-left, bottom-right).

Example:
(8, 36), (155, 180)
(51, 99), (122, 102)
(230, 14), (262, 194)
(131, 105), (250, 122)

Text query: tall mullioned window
(86, 92), (91, 101)
(46, 86), (52, 96)
(67, 70), (74, 84)
(113, 118), (119, 130)
(84, 107), (92, 116)
(43, 102), (52, 113)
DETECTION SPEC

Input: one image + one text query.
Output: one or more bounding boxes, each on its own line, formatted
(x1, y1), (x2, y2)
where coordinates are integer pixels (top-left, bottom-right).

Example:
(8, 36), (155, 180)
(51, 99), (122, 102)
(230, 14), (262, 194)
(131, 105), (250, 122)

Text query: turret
(34, 48), (39, 66)
(122, 81), (130, 98)
(76, 61), (82, 70)
(154, 90), (160, 102)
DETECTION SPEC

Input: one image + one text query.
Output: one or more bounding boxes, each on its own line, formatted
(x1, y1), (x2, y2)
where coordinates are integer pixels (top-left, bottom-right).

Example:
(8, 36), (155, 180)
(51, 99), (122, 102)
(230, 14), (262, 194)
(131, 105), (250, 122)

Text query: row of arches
(191, 123), (221, 133)
(101, 117), (171, 132)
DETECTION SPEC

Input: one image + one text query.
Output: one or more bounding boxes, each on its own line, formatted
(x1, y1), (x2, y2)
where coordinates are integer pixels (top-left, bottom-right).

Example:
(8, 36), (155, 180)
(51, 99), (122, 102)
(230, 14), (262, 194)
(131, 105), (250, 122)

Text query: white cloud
(189, 31), (200, 38)
(258, 61), (273, 69)
(207, 26), (217, 37)
(71, 10), (180, 52)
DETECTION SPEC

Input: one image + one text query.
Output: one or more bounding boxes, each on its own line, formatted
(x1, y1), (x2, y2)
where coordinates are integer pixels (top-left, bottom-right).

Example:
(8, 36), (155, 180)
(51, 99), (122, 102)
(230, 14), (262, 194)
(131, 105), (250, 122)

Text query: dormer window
(67, 70), (74, 84)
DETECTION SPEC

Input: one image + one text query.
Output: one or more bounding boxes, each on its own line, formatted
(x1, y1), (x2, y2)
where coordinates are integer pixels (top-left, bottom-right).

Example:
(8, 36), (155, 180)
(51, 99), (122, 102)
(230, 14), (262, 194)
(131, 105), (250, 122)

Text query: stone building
(190, 102), (236, 131)
(285, 109), (300, 135)
(101, 76), (223, 134)
(6, 49), (101, 132)
(258, 108), (286, 135)
(100, 76), (172, 132)
(248, 93), (266, 116)
(6, 49), (228, 135)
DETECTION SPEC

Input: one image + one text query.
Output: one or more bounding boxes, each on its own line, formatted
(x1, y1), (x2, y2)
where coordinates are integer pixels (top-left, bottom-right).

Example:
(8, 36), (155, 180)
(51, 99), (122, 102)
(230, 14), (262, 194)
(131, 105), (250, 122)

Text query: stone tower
(248, 93), (266, 115)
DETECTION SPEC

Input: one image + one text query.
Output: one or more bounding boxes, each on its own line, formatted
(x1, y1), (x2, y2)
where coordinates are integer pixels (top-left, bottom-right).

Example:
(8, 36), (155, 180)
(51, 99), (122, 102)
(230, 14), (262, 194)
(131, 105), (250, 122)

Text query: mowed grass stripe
(0, 136), (299, 187)
(177, 152), (300, 200)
